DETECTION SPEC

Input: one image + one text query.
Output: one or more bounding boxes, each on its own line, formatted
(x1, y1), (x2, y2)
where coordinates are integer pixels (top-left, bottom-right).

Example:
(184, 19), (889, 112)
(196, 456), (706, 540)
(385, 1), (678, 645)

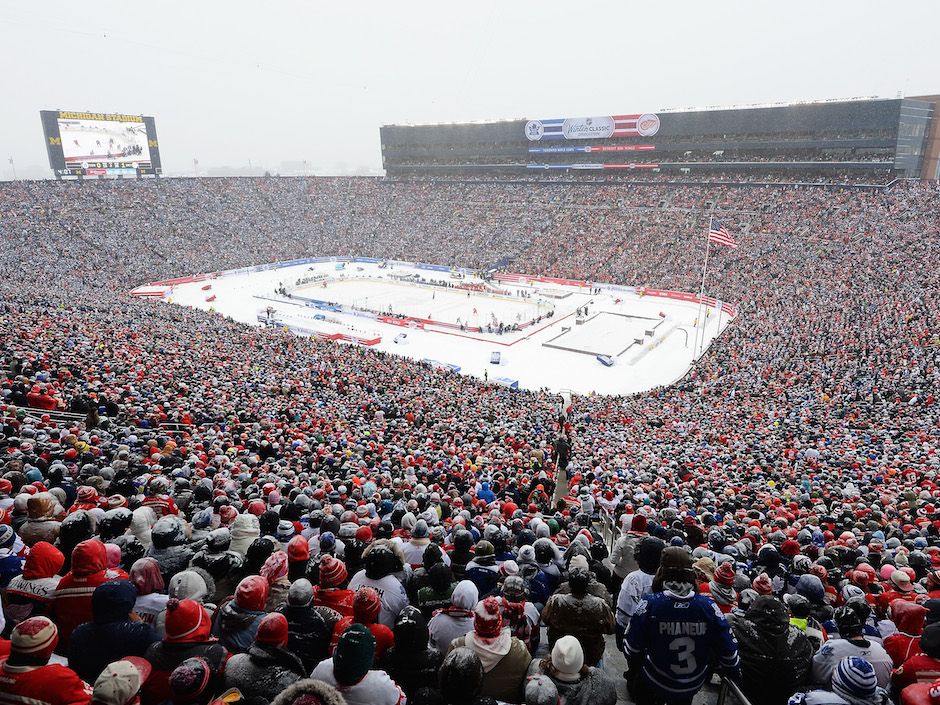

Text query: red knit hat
(235, 575), (270, 612)
(714, 562), (737, 587)
(255, 612), (289, 647)
(355, 526), (373, 543)
(165, 599), (213, 643)
(287, 535), (310, 563)
(319, 555), (348, 589)
(780, 540), (801, 557)
(11, 616), (59, 660)
(752, 573), (774, 596)
(473, 596), (503, 639)
(352, 587), (381, 624)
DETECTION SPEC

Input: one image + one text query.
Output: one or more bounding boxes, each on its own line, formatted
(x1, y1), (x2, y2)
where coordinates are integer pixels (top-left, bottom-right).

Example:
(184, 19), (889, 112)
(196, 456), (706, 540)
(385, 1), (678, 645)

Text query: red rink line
(423, 311), (577, 347)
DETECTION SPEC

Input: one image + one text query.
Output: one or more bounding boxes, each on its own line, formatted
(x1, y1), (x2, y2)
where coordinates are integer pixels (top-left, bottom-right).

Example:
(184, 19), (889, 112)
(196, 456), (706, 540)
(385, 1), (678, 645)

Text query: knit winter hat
(352, 587), (381, 624)
(276, 520), (295, 543)
(11, 616), (58, 660)
(288, 578), (314, 606)
(0, 524), (15, 549)
(714, 562), (737, 587)
(168, 657), (212, 704)
(287, 535), (310, 563)
(525, 674), (559, 705)
(502, 575), (527, 601)
(92, 657), (152, 705)
(164, 599), (212, 643)
(473, 596), (503, 639)
(235, 575), (269, 611)
(319, 555), (348, 588)
(256, 612), (290, 647)
(412, 520), (429, 539)
(333, 623), (375, 686)
(551, 635), (585, 682)
(752, 573), (774, 596)
(832, 657), (878, 704)
(261, 551), (289, 583)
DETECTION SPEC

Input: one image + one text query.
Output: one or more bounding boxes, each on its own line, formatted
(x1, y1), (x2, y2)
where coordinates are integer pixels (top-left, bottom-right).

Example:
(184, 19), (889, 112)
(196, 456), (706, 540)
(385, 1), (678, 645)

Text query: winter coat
(68, 580), (159, 683)
(377, 607), (443, 699)
(730, 597), (814, 705)
(211, 598), (266, 654)
(527, 660), (618, 705)
(313, 587), (354, 618)
(146, 518), (193, 583)
(450, 633), (532, 703)
(610, 533), (641, 579)
(229, 514), (261, 558)
(0, 661), (93, 705)
(465, 558), (500, 598)
(541, 591), (614, 666)
(4, 541), (63, 629)
(276, 602), (332, 672)
(52, 539), (125, 651)
(428, 580), (478, 653)
(141, 640), (228, 705)
(884, 600), (927, 667)
(270, 679), (347, 705)
(310, 660), (405, 705)
(19, 493), (61, 547)
(223, 644), (306, 703)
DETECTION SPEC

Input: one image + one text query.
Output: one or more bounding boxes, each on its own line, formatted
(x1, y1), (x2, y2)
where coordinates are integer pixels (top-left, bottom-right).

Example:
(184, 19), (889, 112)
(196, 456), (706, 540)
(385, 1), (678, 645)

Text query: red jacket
(51, 540), (125, 650)
(885, 601), (928, 667)
(893, 653), (940, 691)
(330, 618), (395, 658)
(0, 661), (92, 705)
(313, 587), (354, 618)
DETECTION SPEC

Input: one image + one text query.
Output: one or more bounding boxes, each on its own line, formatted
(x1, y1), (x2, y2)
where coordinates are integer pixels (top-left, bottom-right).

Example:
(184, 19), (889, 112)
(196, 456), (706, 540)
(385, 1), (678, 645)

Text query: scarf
(501, 598), (532, 649)
(465, 629), (511, 672)
(709, 580), (736, 606)
(664, 583), (695, 598)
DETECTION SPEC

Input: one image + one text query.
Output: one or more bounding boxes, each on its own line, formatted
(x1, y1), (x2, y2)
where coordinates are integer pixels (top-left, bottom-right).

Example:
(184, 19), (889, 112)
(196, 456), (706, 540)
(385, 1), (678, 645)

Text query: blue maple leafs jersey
(625, 590), (741, 697)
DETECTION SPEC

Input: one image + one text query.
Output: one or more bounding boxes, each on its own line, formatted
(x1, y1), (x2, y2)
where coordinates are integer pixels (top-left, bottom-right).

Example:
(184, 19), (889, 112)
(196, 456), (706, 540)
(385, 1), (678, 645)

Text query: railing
(598, 505), (622, 554)
(717, 678), (754, 705)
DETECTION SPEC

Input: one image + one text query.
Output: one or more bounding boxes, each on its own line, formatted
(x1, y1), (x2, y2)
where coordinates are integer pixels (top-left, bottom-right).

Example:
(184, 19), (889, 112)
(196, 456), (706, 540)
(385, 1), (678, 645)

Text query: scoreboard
(40, 110), (163, 177)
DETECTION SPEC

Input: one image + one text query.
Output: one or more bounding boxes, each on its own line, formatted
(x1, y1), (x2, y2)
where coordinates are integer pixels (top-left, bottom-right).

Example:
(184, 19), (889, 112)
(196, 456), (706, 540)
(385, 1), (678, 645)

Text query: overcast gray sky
(2, 1), (938, 179)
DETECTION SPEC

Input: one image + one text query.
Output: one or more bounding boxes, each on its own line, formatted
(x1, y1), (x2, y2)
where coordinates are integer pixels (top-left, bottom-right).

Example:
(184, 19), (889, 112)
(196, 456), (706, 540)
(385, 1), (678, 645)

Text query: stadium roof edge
(380, 95), (920, 128)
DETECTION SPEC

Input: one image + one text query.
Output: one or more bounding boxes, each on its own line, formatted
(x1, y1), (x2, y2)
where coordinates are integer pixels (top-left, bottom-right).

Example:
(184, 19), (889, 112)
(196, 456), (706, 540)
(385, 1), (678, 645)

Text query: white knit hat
(551, 635), (584, 682)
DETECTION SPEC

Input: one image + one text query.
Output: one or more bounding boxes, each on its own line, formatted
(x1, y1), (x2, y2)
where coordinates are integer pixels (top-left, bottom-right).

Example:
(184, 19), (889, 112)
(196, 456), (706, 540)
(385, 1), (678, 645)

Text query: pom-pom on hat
(473, 596), (504, 639)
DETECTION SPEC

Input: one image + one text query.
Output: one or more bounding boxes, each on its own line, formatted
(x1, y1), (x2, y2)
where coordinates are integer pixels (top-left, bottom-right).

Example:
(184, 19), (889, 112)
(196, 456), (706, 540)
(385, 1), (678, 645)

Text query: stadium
(2, 13), (940, 705)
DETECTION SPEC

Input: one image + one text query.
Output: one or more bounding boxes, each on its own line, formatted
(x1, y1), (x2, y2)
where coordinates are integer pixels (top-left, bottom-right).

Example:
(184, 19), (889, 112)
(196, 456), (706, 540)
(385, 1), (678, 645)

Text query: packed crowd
(0, 176), (939, 705)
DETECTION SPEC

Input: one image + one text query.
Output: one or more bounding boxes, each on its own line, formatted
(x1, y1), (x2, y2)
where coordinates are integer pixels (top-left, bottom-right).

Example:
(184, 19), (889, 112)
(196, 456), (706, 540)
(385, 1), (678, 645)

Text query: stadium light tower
(7, 157), (16, 181)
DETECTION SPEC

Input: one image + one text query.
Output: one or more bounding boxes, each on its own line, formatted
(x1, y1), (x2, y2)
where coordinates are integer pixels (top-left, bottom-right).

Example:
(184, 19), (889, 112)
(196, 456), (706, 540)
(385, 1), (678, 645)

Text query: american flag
(708, 218), (738, 249)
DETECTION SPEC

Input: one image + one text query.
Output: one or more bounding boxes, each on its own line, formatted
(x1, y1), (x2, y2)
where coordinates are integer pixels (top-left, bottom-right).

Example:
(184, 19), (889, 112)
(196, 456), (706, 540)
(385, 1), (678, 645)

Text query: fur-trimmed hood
(270, 678), (347, 705)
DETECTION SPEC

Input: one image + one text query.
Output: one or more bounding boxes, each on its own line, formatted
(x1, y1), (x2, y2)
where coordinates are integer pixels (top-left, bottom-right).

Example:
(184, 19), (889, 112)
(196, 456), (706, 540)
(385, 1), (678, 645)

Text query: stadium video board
(40, 110), (162, 177)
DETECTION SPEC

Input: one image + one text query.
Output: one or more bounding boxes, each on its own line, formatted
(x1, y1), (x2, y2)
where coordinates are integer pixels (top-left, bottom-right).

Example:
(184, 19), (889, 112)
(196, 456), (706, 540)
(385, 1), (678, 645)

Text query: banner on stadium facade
(528, 144), (656, 154)
(526, 162), (660, 170)
(525, 113), (660, 141)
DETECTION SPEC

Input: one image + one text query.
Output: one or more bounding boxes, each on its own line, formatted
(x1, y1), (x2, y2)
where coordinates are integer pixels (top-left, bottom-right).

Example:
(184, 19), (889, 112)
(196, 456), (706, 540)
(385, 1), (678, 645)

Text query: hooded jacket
(428, 579), (478, 653)
(68, 579), (159, 683)
(146, 517), (193, 583)
(276, 601), (332, 672)
(211, 577), (268, 654)
(229, 514), (261, 558)
(269, 678), (346, 705)
(378, 606), (443, 699)
(730, 596), (814, 705)
(542, 582), (614, 667)
(884, 600), (927, 667)
(52, 539), (125, 651)
(4, 541), (63, 629)
(19, 493), (61, 547)
(223, 643), (306, 702)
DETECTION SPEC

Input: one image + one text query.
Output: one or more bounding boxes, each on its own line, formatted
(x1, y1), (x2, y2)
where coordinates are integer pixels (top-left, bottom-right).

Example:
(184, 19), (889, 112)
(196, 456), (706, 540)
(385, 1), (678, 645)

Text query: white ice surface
(157, 261), (731, 396)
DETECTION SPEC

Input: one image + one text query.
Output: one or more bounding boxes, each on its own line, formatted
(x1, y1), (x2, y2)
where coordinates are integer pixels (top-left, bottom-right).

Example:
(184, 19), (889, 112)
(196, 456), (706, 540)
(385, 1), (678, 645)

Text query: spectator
(310, 623), (405, 705)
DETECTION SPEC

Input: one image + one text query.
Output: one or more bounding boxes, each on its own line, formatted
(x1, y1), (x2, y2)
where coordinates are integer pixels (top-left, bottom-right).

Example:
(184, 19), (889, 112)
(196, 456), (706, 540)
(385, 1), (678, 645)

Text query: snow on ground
(151, 260), (732, 396)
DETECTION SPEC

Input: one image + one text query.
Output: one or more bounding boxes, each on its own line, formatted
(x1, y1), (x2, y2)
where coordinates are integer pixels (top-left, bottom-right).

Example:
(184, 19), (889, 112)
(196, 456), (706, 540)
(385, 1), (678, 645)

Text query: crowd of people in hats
(0, 175), (938, 705)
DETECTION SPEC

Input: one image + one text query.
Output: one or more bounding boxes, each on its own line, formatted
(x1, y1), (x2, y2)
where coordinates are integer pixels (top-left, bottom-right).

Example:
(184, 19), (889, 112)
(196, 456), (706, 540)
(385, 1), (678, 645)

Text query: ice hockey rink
(133, 259), (735, 396)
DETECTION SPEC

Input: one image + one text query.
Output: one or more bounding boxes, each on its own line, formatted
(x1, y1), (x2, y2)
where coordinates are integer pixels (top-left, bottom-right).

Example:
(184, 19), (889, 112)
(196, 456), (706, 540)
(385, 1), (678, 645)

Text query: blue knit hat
(832, 657), (878, 705)
(0, 525), (15, 549)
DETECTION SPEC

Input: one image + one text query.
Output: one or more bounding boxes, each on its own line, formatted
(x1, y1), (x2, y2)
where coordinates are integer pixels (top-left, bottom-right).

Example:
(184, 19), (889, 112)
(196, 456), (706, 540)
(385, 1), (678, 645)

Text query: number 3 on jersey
(669, 636), (697, 675)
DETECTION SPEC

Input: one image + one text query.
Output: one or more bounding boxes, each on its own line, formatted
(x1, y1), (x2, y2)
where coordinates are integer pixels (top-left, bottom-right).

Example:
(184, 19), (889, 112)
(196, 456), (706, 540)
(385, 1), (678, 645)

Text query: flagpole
(695, 215), (712, 357)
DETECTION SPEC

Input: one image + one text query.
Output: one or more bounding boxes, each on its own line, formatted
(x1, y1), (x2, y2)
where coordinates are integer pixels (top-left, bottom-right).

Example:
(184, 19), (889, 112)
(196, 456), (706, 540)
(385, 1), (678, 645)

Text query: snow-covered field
(138, 260), (733, 396)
